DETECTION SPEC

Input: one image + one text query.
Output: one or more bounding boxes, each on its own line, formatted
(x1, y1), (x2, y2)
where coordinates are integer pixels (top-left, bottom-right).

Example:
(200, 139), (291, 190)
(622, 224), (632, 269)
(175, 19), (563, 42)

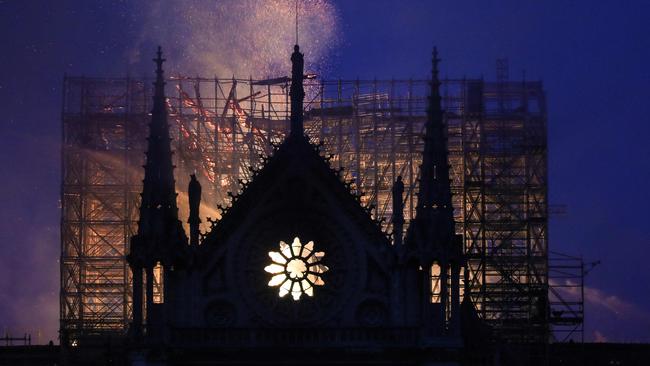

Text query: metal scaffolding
(61, 74), (553, 344)
(549, 251), (586, 342)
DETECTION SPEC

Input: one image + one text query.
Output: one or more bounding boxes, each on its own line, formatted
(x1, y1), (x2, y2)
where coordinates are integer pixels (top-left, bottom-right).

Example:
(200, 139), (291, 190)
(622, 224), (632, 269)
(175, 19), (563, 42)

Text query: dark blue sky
(0, 0), (648, 343)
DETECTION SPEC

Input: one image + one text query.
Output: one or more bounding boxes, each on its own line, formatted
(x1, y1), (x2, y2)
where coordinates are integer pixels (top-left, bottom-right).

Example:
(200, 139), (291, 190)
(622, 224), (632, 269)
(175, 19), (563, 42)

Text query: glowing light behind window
(265, 237), (328, 301)
(153, 262), (164, 304)
(431, 263), (441, 303)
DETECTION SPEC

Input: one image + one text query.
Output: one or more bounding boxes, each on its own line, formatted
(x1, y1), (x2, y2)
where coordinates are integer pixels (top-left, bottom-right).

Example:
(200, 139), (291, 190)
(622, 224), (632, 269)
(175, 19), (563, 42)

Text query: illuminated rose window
(264, 237), (329, 301)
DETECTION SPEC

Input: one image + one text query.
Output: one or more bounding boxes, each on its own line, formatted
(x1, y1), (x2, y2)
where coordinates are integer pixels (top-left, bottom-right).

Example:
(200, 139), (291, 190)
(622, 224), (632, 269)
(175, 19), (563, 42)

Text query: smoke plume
(127, 0), (341, 78)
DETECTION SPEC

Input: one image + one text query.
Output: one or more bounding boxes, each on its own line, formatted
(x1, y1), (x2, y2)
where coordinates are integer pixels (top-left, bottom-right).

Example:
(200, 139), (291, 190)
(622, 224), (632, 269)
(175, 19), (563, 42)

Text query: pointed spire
(416, 47), (453, 220)
(128, 48), (189, 339)
(406, 47), (455, 256)
(290, 44), (305, 137)
(154, 46), (166, 100)
(137, 46), (179, 236)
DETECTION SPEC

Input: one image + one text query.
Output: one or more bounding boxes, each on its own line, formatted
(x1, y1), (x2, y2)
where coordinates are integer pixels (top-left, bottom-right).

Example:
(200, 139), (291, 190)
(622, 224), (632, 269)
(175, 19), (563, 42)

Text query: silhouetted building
(60, 49), (554, 352)
(123, 45), (487, 365)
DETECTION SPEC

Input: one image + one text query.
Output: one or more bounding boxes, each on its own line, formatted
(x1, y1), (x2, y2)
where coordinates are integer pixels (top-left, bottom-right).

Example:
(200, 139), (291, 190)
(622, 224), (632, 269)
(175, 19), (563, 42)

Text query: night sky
(1, 0), (649, 344)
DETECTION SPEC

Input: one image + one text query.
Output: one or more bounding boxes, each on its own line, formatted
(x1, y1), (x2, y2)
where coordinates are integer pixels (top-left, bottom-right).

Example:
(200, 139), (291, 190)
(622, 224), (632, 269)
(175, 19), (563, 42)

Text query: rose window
(264, 237), (329, 300)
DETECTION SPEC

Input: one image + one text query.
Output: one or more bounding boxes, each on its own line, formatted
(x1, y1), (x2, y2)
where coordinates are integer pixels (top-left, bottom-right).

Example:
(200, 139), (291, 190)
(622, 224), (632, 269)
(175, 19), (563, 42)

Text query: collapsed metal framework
(61, 74), (565, 343)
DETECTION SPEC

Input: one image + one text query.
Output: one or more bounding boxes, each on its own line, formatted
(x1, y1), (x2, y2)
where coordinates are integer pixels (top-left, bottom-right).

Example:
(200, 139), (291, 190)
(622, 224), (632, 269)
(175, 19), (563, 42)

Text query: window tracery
(264, 237), (329, 300)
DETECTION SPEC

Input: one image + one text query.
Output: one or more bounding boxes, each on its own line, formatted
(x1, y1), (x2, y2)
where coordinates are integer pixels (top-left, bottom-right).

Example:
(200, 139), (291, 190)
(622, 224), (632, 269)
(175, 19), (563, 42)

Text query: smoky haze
(127, 0), (341, 78)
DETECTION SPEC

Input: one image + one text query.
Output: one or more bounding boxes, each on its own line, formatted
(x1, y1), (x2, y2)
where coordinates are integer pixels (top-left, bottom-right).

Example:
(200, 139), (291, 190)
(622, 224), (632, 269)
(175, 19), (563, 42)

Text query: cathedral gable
(124, 45), (474, 364)
(194, 136), (394, 327)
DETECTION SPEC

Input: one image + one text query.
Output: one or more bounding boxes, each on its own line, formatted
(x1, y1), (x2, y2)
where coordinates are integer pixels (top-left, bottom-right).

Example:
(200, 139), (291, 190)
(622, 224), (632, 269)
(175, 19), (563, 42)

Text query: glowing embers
(264, 237), (328, 301)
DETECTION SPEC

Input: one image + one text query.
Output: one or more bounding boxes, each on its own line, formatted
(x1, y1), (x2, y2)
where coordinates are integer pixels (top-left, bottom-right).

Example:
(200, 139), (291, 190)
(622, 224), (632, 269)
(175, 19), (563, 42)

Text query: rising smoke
(127, 0), (341, 78)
